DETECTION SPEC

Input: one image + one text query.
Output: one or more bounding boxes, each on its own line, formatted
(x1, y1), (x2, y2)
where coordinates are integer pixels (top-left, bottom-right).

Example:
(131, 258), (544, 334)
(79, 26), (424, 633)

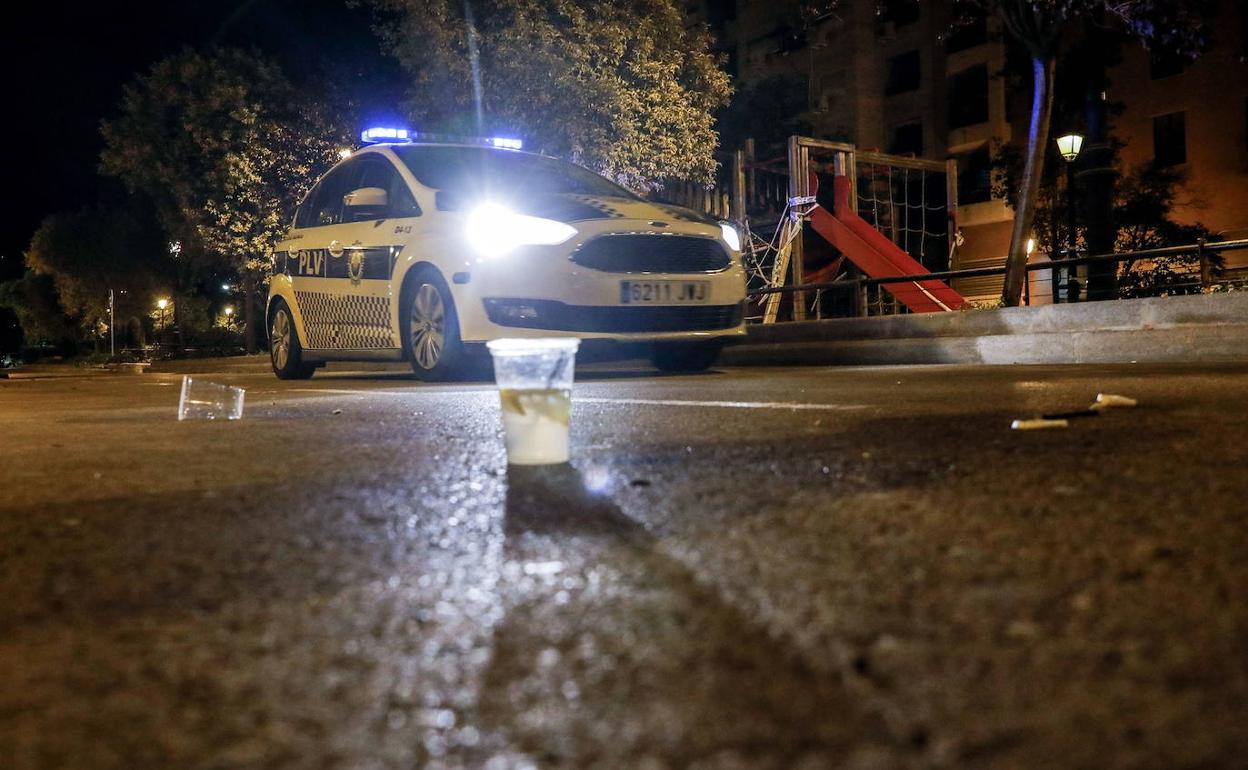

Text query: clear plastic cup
(177, 376), (245, 421)
(487, 338), (580, 465)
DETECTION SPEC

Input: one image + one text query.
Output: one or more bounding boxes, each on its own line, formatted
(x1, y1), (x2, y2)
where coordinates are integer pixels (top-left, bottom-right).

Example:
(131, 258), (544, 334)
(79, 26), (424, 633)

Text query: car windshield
(392, 145), (638, 200)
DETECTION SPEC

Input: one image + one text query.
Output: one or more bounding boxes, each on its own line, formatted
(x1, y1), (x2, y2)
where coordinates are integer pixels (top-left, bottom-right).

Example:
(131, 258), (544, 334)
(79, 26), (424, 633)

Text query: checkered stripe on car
(295, 291), (395, 350)
(567, 196), (625, 218)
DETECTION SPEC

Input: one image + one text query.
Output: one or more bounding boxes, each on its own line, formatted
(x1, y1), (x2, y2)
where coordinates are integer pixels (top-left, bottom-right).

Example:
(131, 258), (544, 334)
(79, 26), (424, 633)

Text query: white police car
(266, 129), (747, 380)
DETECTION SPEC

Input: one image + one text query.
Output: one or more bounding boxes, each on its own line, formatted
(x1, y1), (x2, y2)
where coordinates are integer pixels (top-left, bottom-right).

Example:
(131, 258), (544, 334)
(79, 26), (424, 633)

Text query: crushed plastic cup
(487, 338), (580, 465)
(177, 376), (245, 421)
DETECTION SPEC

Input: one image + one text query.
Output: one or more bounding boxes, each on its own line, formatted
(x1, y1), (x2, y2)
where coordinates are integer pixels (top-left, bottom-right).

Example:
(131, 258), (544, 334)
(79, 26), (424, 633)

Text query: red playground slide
(807, 174), (966, 312)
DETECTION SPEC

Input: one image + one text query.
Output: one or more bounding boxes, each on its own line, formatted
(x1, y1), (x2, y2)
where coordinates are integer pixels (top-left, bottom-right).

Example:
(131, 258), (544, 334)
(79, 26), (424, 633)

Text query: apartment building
(692, 0), (1248, 294)
(1109, 3), (1248, 252)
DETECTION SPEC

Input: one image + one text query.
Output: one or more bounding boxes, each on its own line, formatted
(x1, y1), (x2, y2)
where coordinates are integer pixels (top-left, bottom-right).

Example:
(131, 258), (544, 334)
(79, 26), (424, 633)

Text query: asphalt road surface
(2, 361), (1246, 770)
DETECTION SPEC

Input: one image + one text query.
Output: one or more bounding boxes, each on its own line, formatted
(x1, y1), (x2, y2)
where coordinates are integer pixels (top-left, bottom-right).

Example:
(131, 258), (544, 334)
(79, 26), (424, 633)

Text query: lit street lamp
(156, 298), (170, 342)
(1056, 133), (1084, 302)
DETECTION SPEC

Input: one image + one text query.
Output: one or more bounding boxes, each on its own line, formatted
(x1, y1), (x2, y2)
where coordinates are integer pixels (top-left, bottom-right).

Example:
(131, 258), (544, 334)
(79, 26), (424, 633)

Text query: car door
(331, 154), (424, 351)
(286, 160), (361, 351)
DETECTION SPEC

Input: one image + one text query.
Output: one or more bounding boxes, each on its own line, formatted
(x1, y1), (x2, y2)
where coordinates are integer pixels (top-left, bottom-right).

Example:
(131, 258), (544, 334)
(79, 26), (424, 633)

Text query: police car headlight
(719, 222), (742, 252)
(465, 203), (577, 258)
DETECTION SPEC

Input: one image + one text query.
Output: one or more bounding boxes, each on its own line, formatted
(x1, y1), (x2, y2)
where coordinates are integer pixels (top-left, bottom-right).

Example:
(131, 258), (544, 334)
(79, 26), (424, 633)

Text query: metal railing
(747, 238), (1248, 322)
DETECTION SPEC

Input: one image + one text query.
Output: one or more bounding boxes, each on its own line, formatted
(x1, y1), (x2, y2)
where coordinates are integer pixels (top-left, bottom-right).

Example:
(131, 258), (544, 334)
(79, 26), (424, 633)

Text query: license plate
(619, 280), (710, 304)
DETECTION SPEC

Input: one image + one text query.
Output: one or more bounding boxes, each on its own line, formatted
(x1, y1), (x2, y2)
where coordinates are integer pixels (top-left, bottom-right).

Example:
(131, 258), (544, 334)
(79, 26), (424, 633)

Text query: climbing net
(740, 197), (823, 322)
(854, 161), (952, 270)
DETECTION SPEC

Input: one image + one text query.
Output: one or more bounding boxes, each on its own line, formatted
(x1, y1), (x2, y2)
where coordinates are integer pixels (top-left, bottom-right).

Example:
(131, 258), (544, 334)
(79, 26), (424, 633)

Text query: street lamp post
(156, 298), (169, 345)
(1056, 133), (1084, 302)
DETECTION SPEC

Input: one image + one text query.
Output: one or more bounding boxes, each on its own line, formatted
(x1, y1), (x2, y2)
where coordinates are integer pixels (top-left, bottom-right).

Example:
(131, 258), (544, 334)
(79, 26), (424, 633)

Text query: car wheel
(269, 300), (316, 380)
(650, 340), (724, 373)
(403, 268), (465, 381)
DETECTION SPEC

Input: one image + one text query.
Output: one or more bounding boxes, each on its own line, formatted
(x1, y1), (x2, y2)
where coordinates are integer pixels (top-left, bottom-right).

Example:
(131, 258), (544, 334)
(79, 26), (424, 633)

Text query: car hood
(514, 194), (721, 227)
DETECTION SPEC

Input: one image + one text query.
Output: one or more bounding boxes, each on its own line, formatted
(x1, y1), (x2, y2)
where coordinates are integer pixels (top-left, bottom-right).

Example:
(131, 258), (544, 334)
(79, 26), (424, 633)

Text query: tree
(368, 0), (732, 192)
(22, 206), (167, 344)
(0, 271), (77, 351)
(100, 48), (348, 352)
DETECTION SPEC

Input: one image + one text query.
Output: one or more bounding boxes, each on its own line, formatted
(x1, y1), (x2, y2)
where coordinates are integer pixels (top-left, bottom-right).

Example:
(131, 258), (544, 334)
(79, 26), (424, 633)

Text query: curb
(722, 293), (1248, 367)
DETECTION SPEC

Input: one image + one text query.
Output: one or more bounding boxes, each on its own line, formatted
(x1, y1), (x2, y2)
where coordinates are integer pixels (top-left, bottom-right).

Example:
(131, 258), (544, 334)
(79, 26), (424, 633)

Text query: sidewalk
(723, 291), (1248, 367)
(0, 364), (110, 380)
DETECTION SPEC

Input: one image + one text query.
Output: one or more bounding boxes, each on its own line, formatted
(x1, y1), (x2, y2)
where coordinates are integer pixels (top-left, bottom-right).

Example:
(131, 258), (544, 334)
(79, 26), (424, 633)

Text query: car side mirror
(343, 187), (388, 209)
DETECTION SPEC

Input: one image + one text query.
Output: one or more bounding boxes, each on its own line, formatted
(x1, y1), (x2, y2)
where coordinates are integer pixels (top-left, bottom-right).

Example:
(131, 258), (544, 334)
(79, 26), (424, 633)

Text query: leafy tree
(22, 206), (167, 343)
(100, 48), (348, 351)
(0, 271), (77, 350)
(368, 0), (732, 191)
(1113, 163), (1210, 253)
(1113, 163), (1218, 298)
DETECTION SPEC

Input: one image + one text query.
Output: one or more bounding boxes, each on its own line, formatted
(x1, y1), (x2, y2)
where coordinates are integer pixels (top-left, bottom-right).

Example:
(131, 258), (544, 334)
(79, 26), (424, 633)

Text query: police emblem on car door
(284, 156), (406, 350)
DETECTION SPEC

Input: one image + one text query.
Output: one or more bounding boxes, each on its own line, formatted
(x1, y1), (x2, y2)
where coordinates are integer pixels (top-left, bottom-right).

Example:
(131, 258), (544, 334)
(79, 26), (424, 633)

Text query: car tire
(269, 300), (316, 380)
(650, 340), (724, 373)
(402, 268), (466, 381)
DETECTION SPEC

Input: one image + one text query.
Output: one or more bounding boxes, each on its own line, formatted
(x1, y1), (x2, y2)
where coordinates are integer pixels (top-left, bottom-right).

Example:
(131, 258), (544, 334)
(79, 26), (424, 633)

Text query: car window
(392, 146), (638, 201)
(303, 161), (359, 228)
(351, 157), (422, 221)
(388, 175), (422, 218)
(294, 186), (319, 229)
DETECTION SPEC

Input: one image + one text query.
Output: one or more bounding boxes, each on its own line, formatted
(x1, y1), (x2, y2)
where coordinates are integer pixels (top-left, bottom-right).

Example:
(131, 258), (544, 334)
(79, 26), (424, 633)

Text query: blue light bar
(360, 127), (411, 144)
(358, 126), (524, 150)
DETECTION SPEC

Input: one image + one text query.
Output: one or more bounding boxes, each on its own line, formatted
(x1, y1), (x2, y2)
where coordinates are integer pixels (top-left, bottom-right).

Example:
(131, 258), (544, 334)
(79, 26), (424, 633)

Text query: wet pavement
(1, 362), (1247, 769)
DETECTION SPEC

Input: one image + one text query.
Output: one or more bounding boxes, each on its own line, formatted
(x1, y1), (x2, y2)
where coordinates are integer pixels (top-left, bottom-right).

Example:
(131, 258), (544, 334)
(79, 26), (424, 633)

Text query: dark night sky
(1, 0), (407, 283)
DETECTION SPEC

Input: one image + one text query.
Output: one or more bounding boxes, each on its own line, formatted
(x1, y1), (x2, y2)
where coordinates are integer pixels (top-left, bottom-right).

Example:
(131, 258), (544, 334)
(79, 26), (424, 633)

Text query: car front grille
(571, 234), (731, 273)
(484, 299), (744, 333)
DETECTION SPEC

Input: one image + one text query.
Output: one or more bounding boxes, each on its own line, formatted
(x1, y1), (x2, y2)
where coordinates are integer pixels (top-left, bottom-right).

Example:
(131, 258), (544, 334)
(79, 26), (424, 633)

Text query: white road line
(282, 388), (864, 412)
(284, 388), (487, 397)
(577, 397), (865, 411)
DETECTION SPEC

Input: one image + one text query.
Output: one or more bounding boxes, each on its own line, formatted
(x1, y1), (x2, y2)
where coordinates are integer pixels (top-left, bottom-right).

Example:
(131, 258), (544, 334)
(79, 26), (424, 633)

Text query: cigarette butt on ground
(1091, 393), (1138, 410)
(1011, 418), (1070, 430)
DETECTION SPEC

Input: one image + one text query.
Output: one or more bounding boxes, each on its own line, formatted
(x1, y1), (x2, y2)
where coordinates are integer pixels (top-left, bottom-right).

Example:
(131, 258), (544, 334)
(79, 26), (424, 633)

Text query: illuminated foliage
(370, 0), (733, 191)
(101, 49), (348, 344)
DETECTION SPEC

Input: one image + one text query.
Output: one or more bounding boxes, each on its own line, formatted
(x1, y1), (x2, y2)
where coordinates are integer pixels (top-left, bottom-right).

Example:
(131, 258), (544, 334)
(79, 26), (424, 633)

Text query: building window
(1149, 50), (1185, 80)
(886, 50), (921, 95)
(1153, 111), (1187, 167)
(946, 13), (988, 53)
(881, 0), (920, 28)
(948, 64), (989, 129)
(956, 145), (993, 204)
(890, 121), (924, 156)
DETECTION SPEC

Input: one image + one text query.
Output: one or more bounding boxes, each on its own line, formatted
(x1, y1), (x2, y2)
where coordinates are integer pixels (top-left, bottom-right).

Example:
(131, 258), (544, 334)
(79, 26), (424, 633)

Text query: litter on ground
(1013, 393), (1138, 430)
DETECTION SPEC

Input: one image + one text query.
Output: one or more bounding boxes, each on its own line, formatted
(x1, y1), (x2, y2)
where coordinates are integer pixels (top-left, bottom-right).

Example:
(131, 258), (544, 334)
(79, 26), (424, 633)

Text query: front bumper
(482, 299), (745, 334)
(449, 218), (748, 342)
